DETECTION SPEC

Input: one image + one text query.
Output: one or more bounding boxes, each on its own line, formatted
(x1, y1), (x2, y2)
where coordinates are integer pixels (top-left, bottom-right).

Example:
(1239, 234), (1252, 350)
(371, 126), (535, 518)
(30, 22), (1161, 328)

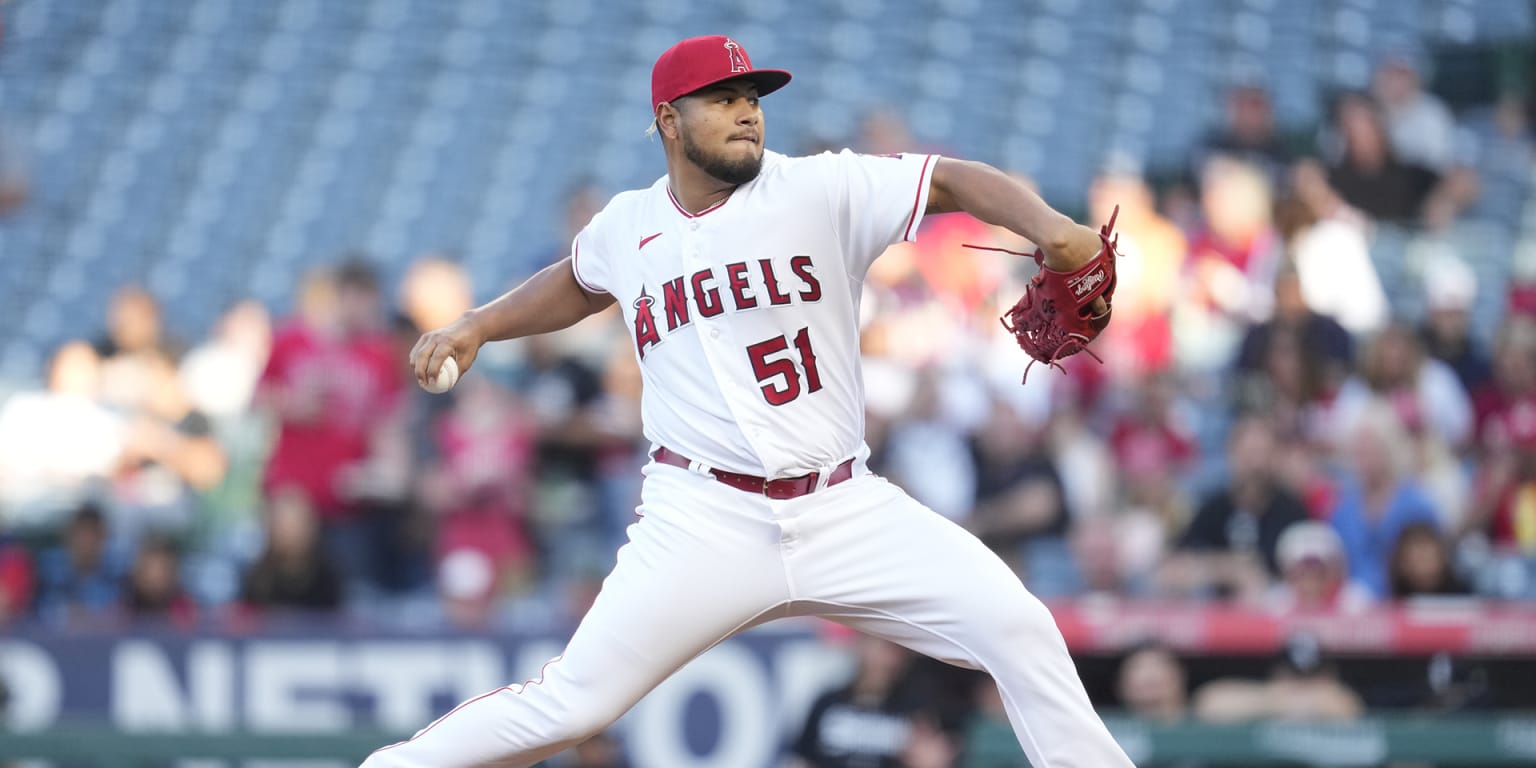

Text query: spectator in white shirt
(1372, 56), (1459, 174)
(0, 341), (124, 528)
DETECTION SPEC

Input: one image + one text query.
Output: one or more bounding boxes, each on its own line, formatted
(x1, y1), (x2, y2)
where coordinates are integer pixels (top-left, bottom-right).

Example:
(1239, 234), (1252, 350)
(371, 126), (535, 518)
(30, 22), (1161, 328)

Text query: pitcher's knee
(989, 589), (1059, 641)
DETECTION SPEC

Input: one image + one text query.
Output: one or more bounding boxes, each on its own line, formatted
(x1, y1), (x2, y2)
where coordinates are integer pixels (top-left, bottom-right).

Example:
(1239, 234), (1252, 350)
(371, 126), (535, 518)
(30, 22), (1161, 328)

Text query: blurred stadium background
(1, 0), (1535, 766)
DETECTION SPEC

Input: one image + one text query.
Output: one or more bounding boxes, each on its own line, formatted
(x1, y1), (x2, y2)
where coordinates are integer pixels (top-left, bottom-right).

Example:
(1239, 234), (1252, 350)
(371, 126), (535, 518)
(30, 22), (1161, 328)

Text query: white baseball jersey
(570, 149), (938, 478)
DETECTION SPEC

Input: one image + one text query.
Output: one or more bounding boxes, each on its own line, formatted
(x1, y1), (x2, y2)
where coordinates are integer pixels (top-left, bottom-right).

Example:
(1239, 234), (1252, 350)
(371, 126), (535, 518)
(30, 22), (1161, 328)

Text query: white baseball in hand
(424, 356), (460, 394)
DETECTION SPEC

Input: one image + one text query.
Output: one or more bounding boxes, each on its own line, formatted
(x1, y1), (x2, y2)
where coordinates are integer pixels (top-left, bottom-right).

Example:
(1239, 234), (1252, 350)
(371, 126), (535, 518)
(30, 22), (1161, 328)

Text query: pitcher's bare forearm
(411, 258), (614, 388)
(925, 158), (1103, 271)
(468, 257), (615, 343)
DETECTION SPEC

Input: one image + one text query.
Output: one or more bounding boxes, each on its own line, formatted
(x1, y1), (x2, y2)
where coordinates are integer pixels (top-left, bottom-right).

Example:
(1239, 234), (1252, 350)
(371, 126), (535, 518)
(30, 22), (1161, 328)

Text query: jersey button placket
(684, 224), (756, 458)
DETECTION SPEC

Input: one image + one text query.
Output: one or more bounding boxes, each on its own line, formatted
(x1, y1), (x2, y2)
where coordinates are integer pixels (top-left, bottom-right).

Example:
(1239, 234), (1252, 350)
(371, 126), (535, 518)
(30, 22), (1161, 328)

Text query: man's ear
(656, 101), (682, 140)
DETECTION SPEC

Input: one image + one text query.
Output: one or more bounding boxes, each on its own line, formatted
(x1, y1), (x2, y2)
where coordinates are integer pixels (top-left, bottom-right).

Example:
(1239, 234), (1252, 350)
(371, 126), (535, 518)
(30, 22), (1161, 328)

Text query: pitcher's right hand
(410, 313), (484, 391)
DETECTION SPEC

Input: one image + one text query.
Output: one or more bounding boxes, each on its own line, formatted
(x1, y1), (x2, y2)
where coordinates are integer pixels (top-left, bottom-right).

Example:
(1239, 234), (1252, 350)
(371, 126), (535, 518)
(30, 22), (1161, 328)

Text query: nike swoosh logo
(638, 232), (663, 250)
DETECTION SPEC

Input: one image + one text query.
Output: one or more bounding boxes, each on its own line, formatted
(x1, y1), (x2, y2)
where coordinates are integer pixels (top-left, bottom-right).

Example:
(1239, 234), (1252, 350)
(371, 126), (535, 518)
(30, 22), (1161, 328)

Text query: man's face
(1227, 419), (1275, 483)
(336, 283), (380, 335)
(1338, 98), (1386, 162)
(109, 288), (162, 352)
(1374, 62), (1418, 105)
(1274, 273), (1308, 318)
(1229, 87), (1272, 140)
(1287, 556), (1341, 603)
(1119, 648), (1185, 715)
(67, 518), (105, 569)
(674, 80), (764, 185)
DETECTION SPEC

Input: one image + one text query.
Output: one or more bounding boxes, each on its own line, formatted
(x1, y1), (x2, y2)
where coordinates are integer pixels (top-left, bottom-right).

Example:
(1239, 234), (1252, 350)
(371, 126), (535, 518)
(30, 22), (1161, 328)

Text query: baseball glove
(971, 206), (1122, 381)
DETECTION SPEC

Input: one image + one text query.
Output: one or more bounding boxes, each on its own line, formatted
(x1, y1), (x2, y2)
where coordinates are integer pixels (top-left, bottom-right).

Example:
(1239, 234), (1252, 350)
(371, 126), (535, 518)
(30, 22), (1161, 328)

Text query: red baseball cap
(651, 35), (792, 111)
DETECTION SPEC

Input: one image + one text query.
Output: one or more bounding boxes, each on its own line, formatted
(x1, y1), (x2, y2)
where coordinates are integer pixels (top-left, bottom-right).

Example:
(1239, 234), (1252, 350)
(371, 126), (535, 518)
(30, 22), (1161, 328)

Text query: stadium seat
(0, 0), (1529, 367)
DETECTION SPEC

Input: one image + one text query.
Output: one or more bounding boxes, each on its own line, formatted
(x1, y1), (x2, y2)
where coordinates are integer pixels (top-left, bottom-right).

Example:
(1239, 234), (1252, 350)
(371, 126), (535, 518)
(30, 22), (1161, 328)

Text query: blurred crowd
(852, 57), (1536, 618)
(0, 243), (645, 630)
(0, 56), (1533, 654)
(0, 47), (1531, 768)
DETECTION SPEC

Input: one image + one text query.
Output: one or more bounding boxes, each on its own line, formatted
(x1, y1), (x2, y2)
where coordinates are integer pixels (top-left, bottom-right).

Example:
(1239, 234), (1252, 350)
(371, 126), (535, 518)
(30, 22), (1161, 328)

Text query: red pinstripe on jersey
(572, 243), (605, 294)
(902, 154), (936, 242)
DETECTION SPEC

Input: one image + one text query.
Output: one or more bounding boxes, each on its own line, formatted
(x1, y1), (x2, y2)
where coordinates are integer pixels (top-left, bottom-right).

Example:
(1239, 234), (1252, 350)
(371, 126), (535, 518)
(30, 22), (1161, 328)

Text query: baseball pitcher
(366, 35), (1128, 768)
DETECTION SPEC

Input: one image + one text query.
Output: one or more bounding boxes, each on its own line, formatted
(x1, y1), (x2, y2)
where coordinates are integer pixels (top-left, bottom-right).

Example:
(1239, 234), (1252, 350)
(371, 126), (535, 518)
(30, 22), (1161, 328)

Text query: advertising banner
(0, 626), (851, 768)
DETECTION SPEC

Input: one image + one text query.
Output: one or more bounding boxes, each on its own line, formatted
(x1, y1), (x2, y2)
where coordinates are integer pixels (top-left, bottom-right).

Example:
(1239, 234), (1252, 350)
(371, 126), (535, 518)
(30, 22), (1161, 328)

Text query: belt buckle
(762, 476), (783, 499)
(764, 472), (817, 500)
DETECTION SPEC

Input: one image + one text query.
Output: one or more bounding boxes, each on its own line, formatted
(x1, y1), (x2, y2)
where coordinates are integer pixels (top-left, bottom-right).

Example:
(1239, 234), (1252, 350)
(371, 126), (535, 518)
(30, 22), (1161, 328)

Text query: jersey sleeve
(825, 149), (940, 276)
(568, 221), (611, 296)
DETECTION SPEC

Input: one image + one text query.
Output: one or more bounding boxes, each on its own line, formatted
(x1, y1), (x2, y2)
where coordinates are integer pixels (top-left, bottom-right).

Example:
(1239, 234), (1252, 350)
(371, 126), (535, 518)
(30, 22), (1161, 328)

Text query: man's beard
(682, 129), (763, 186)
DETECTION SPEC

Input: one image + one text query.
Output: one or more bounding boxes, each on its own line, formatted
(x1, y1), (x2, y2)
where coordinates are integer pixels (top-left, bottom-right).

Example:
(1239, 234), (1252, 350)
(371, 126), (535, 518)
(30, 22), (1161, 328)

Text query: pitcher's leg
(787, 476), (1134, 768)
(362, 467), (790, 768)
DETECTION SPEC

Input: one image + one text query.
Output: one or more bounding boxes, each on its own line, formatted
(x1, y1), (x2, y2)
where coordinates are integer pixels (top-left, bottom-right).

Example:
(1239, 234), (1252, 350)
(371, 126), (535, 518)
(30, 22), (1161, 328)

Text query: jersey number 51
(746, 327), (822, 406)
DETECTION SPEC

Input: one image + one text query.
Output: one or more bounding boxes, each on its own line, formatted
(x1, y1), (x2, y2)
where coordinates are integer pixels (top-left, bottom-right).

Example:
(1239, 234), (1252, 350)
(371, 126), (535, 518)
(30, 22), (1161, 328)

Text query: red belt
(653, 446), (855, 500)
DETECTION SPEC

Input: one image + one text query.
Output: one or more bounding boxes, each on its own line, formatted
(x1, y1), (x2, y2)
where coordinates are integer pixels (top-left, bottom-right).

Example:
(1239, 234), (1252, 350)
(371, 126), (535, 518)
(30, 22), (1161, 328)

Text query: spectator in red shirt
(257, 260), (406, 584)
(423, 375), (540, 608)
(1185, 156), (1282, 319)
(1456, 320), (1536, 555)
(1472, 318), (1536, 457)
(1473, 460), (1536, 553)
(0, 538), (34, 624)
(1176, 156), (1283, 373)
(1109, 371), (1197, 533)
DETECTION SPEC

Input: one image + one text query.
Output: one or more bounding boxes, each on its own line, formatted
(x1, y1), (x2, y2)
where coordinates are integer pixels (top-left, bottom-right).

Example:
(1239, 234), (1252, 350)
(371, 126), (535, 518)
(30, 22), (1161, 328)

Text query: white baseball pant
(361, 461), (1134, 768)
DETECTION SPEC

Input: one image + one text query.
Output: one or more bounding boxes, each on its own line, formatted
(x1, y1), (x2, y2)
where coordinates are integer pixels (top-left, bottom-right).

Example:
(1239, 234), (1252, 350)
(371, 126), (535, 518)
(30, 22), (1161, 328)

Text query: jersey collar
(665, 184), (732, 219)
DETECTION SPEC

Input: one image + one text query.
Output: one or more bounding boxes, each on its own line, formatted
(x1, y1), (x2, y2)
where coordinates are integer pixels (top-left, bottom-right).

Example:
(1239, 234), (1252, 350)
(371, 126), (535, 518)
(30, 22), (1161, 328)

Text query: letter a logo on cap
(724, 39), (749, 73)
(651, 36), (792, 108)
